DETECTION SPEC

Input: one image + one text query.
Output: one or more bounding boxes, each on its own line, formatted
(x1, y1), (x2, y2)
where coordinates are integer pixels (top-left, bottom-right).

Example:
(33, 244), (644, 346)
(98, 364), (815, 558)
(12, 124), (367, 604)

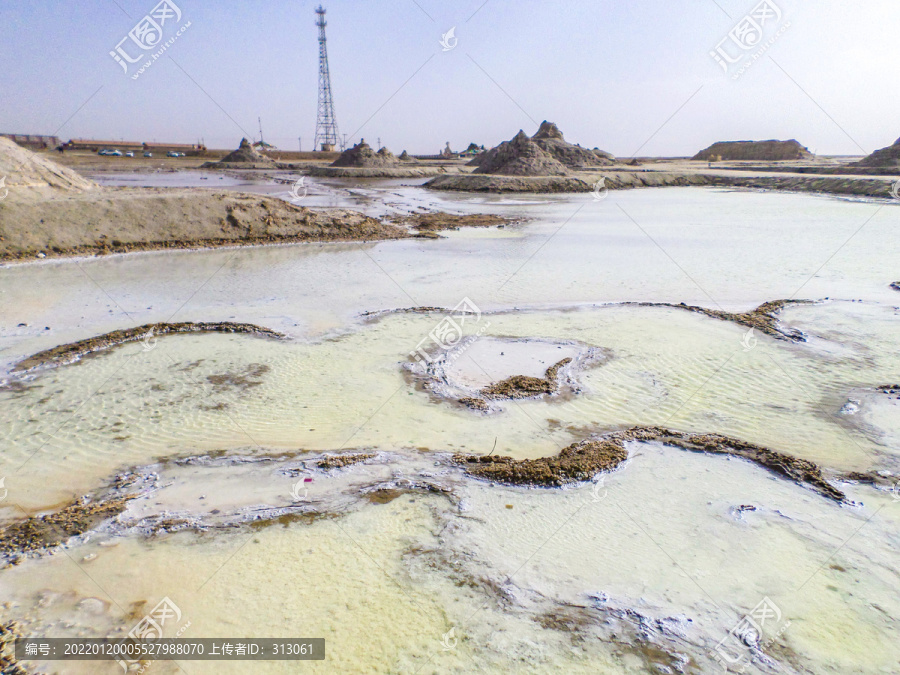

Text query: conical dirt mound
(530, 121), (614, 168)
(332, 141), (400, 168)
(219, 138), (275, 164)
(853, 137), (900, 167)
(0, 136), (96, 194)
(474, 130), (569, 176)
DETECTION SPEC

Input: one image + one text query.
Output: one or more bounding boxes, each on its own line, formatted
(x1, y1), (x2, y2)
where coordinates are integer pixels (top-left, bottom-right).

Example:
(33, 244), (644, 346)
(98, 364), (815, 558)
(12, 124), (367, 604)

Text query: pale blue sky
(1, 0), (897, 156)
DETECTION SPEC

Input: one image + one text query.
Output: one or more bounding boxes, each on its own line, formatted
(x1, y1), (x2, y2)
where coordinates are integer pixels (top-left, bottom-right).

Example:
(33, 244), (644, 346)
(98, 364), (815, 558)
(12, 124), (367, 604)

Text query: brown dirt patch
(640, 299), (809, 341)
(480, 358), (572, 400)
(317, 453), (376, 469)
(0, 497), (130, 559)
(392, 212), (515, 233)
(206, 363), (270, 391)
(454, 425), (845, 501)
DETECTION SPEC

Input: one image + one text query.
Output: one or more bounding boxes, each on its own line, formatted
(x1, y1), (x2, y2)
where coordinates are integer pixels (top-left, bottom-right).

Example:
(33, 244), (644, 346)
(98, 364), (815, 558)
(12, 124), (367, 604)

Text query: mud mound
(853, 137), (900, 167)
(332, 140), (400, 168)
(399, 150), (418, 163)
(474, 130), (569, 176)
(472, 122), (613, 171)
(692, 140), (813, 161)
(0, 136), (95, 194)
(218, 137), (275, 165)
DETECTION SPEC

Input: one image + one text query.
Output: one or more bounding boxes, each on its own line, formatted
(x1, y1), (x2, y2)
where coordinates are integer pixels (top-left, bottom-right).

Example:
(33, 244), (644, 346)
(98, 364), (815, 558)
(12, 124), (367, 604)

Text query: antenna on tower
(314, 5), (340, 152)
(258, 117), (264, 145)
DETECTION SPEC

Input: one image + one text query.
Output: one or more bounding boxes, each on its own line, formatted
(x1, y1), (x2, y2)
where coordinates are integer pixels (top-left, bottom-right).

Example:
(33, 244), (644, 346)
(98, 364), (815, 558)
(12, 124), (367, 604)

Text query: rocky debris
(398, 150), (418, 163)
(481, 358), (572, 400)
(454, 426), (846, 501)
(640, 299), (809, 342)
(530, 121), (615, 168)
(0, 622), (28, 674)
(876, 384), (900, 400)
(317, 453), (376, 469)
(692, 139), (813, 161)
(332, 140), (399, 168)
(0, 497), (131, 561)
(0, 135), (96, 194)
(216, 137), (276, 165)
(473, 130), (569, 176)
(852, 136), (900, 167)
(891, 282), (900, 291)
(12, 321), (285, 372)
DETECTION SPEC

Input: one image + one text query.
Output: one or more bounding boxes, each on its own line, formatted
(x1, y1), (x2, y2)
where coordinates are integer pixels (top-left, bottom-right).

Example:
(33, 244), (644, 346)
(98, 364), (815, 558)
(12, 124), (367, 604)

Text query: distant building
(64, 139), (143, 152)
(142, 141), (206, 154)
(62, 139), (207, 154)
(1, 133), (61, 150)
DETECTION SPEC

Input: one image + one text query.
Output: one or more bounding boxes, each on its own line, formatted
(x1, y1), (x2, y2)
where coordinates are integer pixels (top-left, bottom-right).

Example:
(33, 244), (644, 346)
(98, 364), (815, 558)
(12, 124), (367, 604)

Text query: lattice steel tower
(314, 5), (340, 151)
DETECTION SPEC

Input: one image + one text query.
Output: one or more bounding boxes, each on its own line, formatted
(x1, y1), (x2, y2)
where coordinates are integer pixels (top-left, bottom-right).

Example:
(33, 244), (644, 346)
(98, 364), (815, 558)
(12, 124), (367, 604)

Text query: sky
(1, 0), (898, 157)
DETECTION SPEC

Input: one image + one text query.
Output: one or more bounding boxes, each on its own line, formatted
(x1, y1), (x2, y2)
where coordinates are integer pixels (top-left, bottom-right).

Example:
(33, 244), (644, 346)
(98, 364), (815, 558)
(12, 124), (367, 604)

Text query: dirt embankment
(12, 321), (284, 372)
(454, 426), (846, 501)
(428, 170), (900, 198)
(692, 140), (813, 161)
(0, 190), (408, 261)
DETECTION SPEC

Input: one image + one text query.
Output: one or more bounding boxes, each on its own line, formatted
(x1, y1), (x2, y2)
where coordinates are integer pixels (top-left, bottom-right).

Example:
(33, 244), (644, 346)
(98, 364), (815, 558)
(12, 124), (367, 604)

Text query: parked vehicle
(144, 152), (152, 157)
(166, 151), (181, 157)
(125, 151), (134, 157)
(100, 149), (123, 157)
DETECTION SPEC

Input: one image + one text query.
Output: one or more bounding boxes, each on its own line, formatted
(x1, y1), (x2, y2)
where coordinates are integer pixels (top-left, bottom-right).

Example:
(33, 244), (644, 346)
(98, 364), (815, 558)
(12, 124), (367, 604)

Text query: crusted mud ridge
(635, 299), (809, 341)
(12, 321), (285, 372)
(454, 426), (845, 501)
(317, 452), (376, 469)
(0, 497), (131, 564)
(388, 212), (517, 237)
(0, 621), (28, 675)
(480, 358), (572, 400)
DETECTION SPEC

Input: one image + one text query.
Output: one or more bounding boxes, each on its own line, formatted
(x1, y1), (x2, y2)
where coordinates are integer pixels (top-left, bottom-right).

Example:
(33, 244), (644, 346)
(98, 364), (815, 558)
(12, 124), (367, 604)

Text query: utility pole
(314, 6), (340, 152)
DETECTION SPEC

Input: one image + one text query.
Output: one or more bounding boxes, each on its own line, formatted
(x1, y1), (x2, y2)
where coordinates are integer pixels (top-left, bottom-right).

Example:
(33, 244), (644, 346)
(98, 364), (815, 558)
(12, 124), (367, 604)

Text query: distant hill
(692, 140), (813, 161)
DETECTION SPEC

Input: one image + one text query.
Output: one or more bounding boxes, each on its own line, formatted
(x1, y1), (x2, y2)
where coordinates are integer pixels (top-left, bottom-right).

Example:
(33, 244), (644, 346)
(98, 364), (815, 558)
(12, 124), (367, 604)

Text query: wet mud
(455, 426), (845, 501)
(480, 358), (572, 400)
(11, 321), (285, 372)
(635, 299), (810, 341)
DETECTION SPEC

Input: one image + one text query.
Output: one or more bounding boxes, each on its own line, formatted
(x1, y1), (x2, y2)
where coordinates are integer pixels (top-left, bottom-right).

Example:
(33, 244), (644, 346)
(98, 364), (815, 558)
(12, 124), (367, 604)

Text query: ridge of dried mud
(11, 321), (285, 372)
(454, 426), (845, 501)
(633, 299), (809, 341)
(479, 358), (572, 401)
(0, 497), (131, 562)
